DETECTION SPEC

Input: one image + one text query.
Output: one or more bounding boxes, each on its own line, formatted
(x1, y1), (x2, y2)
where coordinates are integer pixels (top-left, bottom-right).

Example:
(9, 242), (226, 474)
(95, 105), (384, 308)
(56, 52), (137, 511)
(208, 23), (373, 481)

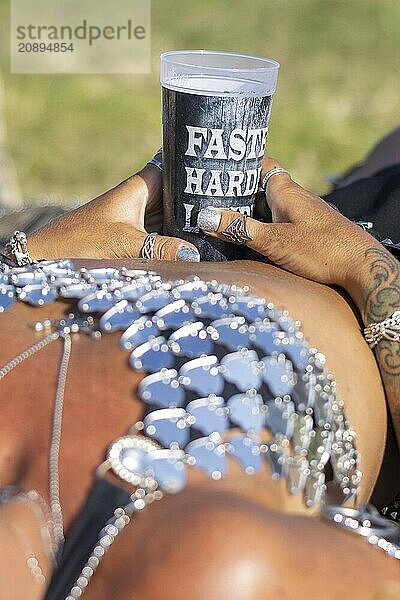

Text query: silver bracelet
(364, 310), (400, 348)
(147, 148), (163, 172)
(3, 230), (33, 266)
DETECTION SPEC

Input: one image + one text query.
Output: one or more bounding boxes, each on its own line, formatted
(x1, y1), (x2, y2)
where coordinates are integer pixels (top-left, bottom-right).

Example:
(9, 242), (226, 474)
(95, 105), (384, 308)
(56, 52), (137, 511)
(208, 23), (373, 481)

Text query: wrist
(137, 162), (162, 192)
(342, 241), (399, 322)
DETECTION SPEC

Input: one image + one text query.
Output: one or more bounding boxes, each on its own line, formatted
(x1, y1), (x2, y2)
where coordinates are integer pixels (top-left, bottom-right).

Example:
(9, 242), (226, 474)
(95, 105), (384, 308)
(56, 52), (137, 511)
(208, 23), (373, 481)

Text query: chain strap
(49, 333), (72, 551)
(0, 327), (74, 554)
(0, 332), (60, 380)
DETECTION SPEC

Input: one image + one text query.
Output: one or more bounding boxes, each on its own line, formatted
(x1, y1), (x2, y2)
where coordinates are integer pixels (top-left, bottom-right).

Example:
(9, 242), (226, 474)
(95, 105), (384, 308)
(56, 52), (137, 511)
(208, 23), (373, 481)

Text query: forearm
(346, 245), (400, 446)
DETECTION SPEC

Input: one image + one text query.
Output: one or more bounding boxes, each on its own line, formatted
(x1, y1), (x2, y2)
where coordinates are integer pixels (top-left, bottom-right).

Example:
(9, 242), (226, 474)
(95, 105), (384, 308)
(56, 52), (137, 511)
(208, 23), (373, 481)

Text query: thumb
(196, 207), (295, 262)
(151, 234), (201, 262)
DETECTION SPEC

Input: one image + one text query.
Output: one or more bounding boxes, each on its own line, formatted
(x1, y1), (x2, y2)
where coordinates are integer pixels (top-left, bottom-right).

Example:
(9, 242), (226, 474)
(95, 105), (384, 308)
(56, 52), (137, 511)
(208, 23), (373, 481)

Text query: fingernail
(176, 245), (200, 262)
(197, 207), (221, 232)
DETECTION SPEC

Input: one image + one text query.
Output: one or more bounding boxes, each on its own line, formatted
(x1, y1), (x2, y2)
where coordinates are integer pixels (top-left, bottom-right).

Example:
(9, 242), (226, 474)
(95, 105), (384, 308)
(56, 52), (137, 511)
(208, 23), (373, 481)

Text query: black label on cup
(162, 87), (272, 260)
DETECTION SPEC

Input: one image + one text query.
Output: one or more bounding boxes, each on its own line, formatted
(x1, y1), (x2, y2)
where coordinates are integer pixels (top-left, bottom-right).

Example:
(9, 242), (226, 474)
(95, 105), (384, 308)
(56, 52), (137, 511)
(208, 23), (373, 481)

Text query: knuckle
(219, 210), (235, 232)
(155, 236), (179, 260)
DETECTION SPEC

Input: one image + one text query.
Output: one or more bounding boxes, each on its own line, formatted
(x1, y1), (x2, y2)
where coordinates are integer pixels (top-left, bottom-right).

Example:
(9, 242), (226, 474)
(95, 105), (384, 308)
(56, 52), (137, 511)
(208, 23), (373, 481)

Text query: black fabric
(370, 412), (400, 510)
(323, 163), (400, 250)
(43, 478), (131, 600)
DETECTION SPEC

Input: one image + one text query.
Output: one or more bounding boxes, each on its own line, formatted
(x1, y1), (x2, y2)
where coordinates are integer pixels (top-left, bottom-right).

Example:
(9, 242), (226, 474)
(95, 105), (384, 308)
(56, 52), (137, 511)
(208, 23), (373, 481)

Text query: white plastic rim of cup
(160, 50), (280, 97)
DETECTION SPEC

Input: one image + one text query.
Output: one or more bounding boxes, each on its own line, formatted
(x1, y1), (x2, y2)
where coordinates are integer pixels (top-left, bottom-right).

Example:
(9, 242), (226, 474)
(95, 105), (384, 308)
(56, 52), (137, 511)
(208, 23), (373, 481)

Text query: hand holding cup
(197, 155), (383, 288)
(27, 153), (200, 262)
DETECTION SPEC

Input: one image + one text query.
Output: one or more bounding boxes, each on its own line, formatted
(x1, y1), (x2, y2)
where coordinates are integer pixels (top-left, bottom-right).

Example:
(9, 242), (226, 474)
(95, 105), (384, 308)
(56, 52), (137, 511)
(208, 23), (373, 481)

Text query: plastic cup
(160, 50), (279, 261)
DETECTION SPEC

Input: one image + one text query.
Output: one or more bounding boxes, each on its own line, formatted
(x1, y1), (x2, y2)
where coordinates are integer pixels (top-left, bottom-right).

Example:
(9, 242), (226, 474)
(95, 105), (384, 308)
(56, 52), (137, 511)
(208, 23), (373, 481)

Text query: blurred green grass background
(1, 0), (400, 204)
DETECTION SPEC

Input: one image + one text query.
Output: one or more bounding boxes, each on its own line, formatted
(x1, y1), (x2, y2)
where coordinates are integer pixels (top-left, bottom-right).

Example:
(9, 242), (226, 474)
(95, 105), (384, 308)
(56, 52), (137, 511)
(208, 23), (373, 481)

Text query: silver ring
(140, 233), (158, 259)
(222, 214), (253, 245)
(261, 167), (290, 191)
(4, 230), (33, 266)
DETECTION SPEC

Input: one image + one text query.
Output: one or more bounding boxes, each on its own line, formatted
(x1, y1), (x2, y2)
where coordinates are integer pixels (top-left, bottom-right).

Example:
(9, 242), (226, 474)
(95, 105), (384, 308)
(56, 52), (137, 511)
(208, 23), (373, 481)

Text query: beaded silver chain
(0, 273), (101, 555)
(0, 331), (60, 380)
(49, 332), (72, 550)
(64, 487), (165, 600)
(0, 328), (70, 552)
(321, 505), (400, 559)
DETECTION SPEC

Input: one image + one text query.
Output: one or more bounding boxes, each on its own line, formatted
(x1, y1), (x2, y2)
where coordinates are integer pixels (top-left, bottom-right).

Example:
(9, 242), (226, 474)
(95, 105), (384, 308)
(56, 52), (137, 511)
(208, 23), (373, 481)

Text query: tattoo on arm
(364, 247), (400, 323)
(363, 247), (400, 431)
(364, 247), (400, 375)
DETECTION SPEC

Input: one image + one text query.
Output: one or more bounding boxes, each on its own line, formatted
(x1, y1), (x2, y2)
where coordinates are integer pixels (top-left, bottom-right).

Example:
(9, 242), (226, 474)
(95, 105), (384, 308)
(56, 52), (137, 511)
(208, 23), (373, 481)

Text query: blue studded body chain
(0, 259), (398, 598)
